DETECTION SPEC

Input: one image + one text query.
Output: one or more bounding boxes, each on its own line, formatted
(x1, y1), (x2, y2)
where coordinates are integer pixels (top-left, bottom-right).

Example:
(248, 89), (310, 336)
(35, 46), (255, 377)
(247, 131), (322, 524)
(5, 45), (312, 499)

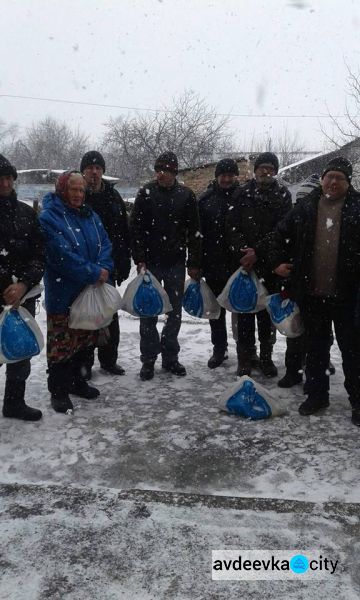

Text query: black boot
(68, 351), (100, 398)
(236, 344), (252, 377)
(278, 370), (303, 388)
(48, 361), (77, 411)
(51, 393), (74, 414)
(69, 381), (100, 399)
(207, 350), (228, 369)
(100, 363), (126, 376)
(351, 406), (360, 426)
(3, 380), (42, 421)
(140, 362), (155, 381)
(260, 344), (278, 378)
(298, 394), (329, 416)
(162, 361), (187, 376)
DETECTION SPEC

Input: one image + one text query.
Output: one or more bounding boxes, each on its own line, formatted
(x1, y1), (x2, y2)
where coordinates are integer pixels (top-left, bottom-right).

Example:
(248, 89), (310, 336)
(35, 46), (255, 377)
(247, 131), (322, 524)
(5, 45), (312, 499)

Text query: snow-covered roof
(278, 152), (323, 174)
(17, 168), (119, 182)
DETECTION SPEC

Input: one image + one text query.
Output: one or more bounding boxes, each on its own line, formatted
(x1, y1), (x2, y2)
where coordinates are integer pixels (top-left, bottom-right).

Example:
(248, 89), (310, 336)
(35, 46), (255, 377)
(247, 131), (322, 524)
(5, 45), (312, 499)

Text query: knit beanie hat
(215, 158), (239, 178)
(80, 151), (106, 173)
(0, 154), (17, 180)
(154, 151), (178, 174)
(254, 152), (279, 174)
(296, 173), (320, 202)
(321, 156), (352, 183)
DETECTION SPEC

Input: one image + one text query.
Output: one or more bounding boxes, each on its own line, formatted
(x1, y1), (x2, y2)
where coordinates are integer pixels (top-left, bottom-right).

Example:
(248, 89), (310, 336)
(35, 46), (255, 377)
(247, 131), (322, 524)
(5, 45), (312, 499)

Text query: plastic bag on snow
(121, 270), (172, 317)
(217, 267), (268, 313)
(182, 278), (221, 319)
(219, 376), (287, 419)
(265, 293), (304, 338)
(0, 284), (44, 364)
(69, 283), (122, 330)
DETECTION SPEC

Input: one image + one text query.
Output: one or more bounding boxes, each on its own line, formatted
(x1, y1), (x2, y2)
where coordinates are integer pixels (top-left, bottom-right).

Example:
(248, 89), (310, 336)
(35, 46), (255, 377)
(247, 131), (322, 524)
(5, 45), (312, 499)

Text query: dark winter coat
(225, 178), (293, 289)
(39, 193), (113, 314)
(0, 191), (44, 297)
(269, 185), (360, 305)
(198, 180), (239, 282)
(130, 180), (201, 268)
(85, 180), (131, 284)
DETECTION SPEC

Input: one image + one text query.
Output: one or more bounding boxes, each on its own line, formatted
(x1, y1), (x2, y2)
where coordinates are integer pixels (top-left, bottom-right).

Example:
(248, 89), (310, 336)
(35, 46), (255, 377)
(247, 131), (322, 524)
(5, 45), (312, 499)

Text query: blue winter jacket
(39, 192), (114, 314)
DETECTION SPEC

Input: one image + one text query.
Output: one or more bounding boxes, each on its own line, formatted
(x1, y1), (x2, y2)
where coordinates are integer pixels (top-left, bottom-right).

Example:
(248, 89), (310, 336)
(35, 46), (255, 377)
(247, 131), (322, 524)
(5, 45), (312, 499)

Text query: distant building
(178, 157), (254, 196)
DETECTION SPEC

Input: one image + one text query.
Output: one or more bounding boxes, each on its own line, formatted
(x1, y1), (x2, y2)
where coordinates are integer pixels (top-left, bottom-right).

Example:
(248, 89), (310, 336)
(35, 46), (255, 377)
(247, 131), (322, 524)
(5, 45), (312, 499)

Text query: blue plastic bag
(225, 379), (272, 420)
(217, 268), (268, 313)
(182, 278), (221, 319)
(229, 271), (257, 312)
(265, 294), (304, 338)
(133, 273), (164, 317)
(121, 270), (172, 318)
(220, 376), (287, 420)
(182, 281), (203, 317)
(0, 307), (43, 363)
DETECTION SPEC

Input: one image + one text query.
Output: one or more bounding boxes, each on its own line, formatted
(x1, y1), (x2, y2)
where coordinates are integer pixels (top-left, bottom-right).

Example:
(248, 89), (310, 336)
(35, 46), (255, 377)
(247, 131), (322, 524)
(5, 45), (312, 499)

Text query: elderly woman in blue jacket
(39, 170), (113, 413)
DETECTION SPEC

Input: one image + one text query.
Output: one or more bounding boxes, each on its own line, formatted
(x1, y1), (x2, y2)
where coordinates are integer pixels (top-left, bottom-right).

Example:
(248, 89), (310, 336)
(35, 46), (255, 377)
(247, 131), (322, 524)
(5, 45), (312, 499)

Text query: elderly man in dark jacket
(226, 152), (293, 378)
(0, 154), (44, 421)
(80, 151), (131, 378)
(270, 156), (360, 426)
(130, 151), (201, 381)
(198, 158), (239, 368)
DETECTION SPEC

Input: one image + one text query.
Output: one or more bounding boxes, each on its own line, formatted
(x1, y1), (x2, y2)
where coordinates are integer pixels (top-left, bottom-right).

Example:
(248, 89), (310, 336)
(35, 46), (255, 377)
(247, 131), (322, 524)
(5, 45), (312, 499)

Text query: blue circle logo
(290, 554), (309, 574)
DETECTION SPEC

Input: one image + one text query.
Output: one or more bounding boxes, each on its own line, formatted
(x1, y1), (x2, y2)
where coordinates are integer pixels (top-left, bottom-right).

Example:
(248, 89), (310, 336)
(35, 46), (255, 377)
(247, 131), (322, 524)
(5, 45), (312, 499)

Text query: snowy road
(1, 296), (359, 598)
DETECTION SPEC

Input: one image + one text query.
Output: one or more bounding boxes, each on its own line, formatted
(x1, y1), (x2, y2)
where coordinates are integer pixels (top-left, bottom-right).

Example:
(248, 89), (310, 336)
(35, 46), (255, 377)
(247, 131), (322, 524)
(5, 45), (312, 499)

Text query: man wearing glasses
(270, 157), (360, 425)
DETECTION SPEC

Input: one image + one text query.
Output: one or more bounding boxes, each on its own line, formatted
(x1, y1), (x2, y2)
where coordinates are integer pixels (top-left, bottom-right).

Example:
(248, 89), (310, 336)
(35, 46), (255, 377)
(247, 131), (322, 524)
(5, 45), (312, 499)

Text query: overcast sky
(1, 0), (359, 152)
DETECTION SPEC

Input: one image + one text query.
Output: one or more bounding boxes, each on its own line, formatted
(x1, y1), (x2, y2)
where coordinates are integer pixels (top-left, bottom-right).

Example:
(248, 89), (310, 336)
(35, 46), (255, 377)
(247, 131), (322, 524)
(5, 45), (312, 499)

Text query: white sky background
(1, 0), (360, 152)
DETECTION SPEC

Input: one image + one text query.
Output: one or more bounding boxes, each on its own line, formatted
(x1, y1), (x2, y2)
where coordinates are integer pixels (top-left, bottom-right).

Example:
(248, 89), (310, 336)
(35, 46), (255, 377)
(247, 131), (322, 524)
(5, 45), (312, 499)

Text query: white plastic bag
(69, 283), (122, 330)
(265, 293), (304, 338)
(217, 267), (268, 313)
(0, 284), (44, 364)
(219, 375), (287, 419)
(182, 278), (221, 319)
(121, 270), (172, 317)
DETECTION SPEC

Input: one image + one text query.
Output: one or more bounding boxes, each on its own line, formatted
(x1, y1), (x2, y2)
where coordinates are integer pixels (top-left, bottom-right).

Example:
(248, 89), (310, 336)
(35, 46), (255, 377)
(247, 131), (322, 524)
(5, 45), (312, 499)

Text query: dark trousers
(301, 295), (360, 403)
(205, 277), (228, 354)
(2, 299), (36, 407)
(140, 263), (185, 364)
(237, 309), (276, 356)
(285, 335), (306, 374)
(82, 313), (120, 370)
(285, 331), (334, 374)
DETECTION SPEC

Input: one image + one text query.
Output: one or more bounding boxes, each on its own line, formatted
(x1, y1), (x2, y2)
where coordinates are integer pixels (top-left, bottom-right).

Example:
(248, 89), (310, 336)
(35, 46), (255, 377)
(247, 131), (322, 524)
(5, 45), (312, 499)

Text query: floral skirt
(47, 314), (97, 364)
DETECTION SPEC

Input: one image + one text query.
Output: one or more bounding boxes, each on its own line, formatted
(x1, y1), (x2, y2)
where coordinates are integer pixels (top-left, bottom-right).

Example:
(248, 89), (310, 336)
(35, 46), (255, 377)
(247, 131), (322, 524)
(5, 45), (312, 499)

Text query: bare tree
(14, 116), (89, 170)
(103, 90), (233, 183)
(0, 119), (20, 160)
(245, 126), (305, 168)
(321, 64), (360, 148)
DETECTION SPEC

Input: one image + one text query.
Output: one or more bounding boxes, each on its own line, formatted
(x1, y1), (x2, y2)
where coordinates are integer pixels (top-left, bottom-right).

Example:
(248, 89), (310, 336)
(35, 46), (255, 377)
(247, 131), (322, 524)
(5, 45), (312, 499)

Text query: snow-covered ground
(1, 275), (359, 598)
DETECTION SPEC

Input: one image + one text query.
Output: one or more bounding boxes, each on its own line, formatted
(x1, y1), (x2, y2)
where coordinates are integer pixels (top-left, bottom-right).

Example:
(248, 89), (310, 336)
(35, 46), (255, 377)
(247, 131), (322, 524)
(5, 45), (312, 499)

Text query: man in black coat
(226, 152), (293, 378)
(0, 154), (44, 421)
(270, 156), (360, 426)
(198, 158), (239, 368)
(80, 151), (131, 377)
(130, 151), (201, 381)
